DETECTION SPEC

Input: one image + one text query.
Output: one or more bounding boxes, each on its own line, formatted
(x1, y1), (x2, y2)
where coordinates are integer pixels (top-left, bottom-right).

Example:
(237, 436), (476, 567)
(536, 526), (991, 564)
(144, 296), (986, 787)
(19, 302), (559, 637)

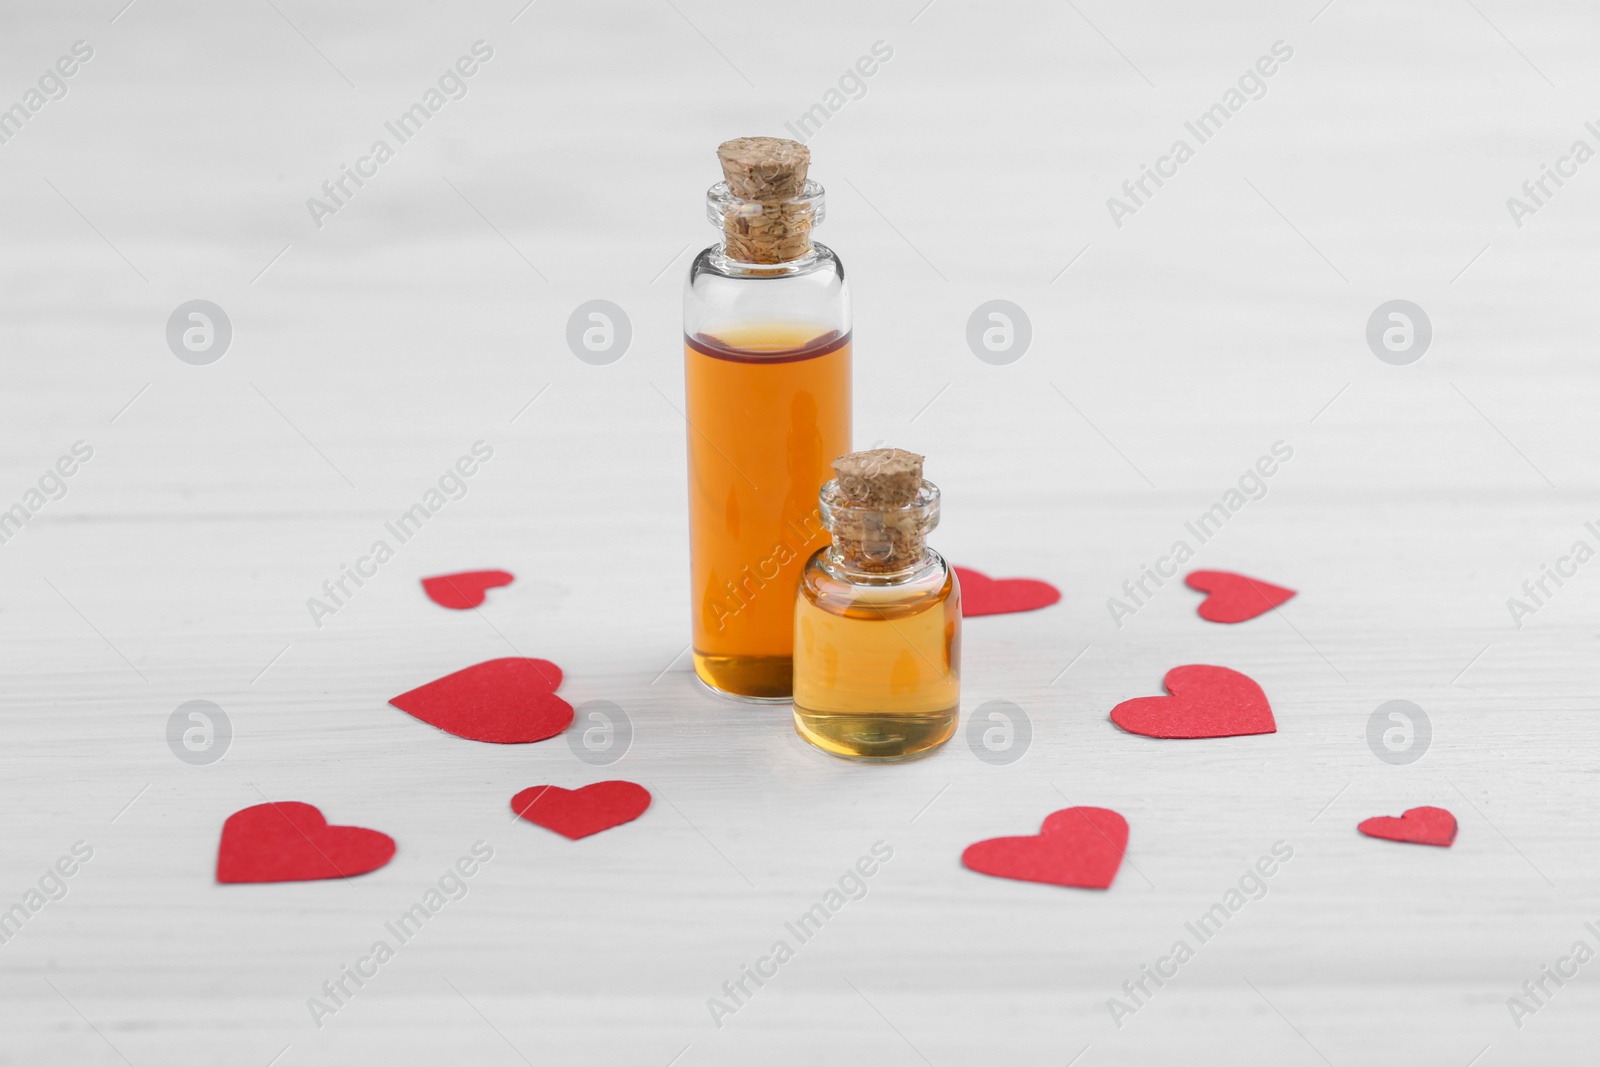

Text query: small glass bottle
(683, 137), (851, 703)
(792, 449), (961, 761)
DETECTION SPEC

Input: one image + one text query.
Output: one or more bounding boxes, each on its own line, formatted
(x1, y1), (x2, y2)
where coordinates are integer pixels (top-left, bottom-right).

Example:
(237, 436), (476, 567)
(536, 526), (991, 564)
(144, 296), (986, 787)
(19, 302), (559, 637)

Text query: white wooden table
(2, 1), (1597, 1064)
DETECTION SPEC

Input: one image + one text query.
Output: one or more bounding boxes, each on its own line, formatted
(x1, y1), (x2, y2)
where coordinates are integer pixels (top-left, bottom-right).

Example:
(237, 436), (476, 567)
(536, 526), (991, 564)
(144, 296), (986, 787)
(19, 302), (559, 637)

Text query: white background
(1, 1), (1598, 1064)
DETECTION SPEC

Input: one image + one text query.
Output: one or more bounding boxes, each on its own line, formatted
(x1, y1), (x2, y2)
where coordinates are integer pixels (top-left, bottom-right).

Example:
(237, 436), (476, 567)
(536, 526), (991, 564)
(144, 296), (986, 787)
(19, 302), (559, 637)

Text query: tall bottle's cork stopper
(824, 449), (937, 573)
(718, 137), (810, 200)
(715, 136), (816, 264)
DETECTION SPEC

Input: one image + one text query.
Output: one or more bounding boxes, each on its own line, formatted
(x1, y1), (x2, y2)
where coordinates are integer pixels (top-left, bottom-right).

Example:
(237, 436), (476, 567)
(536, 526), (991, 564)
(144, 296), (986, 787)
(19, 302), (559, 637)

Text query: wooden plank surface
(1, 1), (1598, 1064)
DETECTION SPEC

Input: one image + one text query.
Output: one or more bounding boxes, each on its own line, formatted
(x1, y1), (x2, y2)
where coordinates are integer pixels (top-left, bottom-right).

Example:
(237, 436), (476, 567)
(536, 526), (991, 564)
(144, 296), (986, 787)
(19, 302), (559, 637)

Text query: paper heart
(1110, 664), (1275, 739)
(954, 566), (1061, 617)
(217, 802), (395, 884)
(1358, 806), (1457, 848)
(962, 806), (1128, 890)
(390, 657), (573, 744)
(1185, 570), (1296, 624)
(422, 569), (515, 610)
(511, 781), (652, 840)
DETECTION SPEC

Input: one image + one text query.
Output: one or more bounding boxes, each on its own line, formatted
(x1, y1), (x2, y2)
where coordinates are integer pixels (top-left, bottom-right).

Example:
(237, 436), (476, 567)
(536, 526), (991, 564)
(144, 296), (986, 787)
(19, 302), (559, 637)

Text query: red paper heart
(954, 566), (1061, 617)
(1110, 664), (1275, 739)
(217, 802), (396, 884)
(1358, 806), (1457, 848)
(511, 781), (652, 840)
(422, 569), (515, 610)
(962, 806), (1128, 890)
(1185, 570), (1296, 623)
(390, 657), (573, 744)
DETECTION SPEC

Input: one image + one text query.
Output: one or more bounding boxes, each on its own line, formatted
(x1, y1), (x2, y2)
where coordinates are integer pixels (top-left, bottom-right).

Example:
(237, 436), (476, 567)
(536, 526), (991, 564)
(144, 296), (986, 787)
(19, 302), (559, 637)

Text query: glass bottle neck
(816, 478), (941, 584)
(706, 179), (826, 275)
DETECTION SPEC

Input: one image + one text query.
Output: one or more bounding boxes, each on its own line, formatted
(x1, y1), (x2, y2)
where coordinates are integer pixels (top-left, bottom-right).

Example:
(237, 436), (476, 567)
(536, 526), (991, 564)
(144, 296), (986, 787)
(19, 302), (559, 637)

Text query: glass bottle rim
(706, 179), (826, 229)
(818, 478), (941, 535)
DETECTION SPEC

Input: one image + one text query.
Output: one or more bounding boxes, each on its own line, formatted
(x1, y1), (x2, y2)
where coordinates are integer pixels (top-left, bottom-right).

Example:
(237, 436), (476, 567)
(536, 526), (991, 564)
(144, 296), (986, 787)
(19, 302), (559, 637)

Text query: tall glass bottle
(683, 137), (851, 702)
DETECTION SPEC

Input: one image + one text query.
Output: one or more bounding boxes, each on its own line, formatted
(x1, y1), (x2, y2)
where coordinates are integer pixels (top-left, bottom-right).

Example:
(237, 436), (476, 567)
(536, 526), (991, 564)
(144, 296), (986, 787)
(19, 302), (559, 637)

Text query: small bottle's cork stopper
(828, 449), (932, 573)
(716, 136), (815, 264)
(833, 449), (923, 508)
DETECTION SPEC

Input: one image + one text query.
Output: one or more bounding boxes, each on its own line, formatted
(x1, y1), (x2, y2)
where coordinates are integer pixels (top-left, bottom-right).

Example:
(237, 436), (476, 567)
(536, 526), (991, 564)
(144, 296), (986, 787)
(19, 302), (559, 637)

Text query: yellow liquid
(685, 325), (851, 701)
(792, 559), (960, 760)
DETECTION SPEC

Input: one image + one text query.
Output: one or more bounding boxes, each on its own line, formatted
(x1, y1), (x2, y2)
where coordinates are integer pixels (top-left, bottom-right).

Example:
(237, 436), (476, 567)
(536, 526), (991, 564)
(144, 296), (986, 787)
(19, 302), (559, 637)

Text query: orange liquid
(684, 324), (851, 700)
(793, 561), (960, 760)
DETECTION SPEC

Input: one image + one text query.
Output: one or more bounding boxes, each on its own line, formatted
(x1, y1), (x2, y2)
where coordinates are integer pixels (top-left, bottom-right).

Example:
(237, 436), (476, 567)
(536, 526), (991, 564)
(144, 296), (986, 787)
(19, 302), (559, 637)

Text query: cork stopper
(718, 137), (810, 199)
(833, 449), (923, 508)
(715, 136), (816, 264)
(824, 449), (937, 573)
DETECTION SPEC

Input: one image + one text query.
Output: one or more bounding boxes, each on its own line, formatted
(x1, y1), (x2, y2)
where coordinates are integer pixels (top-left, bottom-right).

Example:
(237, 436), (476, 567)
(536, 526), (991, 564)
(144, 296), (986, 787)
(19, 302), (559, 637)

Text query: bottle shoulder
(685, 243), (850, 335)
(689, 242), (840, 281)
(798, 548), (956, 620)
